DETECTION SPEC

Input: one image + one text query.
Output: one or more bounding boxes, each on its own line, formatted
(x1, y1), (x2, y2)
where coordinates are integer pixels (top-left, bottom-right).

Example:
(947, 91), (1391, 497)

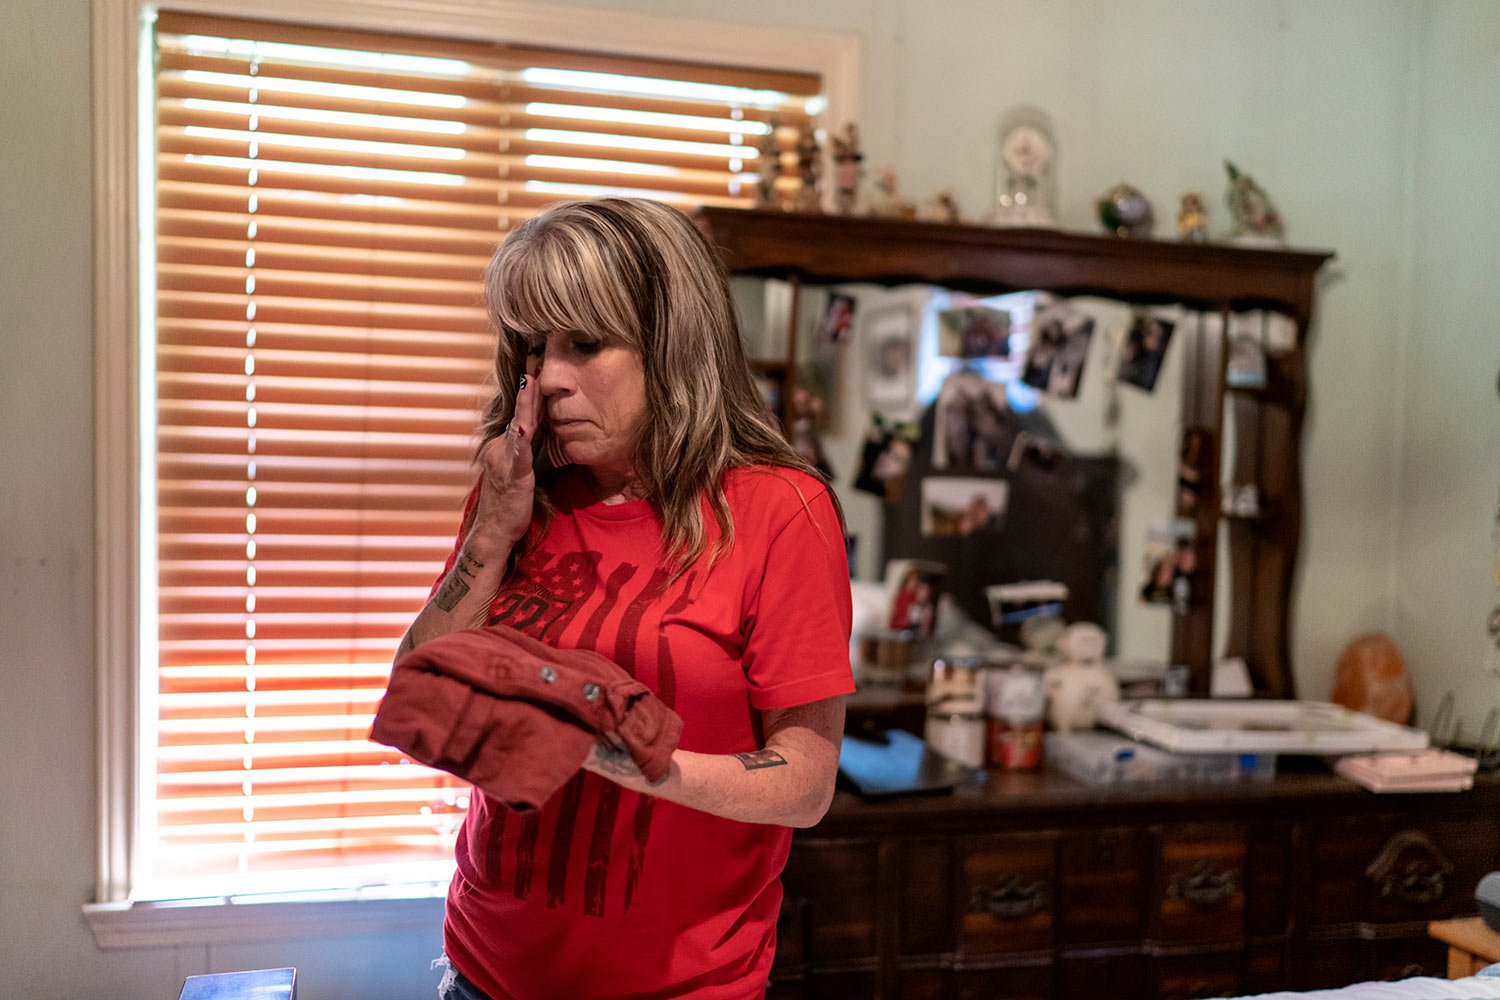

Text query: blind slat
(155, 12), (821, 95)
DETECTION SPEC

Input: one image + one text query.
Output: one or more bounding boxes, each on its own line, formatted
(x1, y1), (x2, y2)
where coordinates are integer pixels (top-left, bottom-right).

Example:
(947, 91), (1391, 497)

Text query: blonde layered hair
(478, 198), (834, 572)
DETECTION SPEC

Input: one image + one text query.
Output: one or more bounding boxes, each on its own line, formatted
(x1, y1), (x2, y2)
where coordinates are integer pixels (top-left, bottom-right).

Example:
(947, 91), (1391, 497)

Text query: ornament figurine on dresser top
(1096, 183), (1154, 238)
(919, 188), (962, 225)
(792, 122), (823, 213)
(1042, 622), (1120, 734)
(1224, 160), (1284, 244)
(1177, 192), (1208, 241)
(831, 122), (864, 216)
(752, 117), (782, 209)
(865, 166), (916, 220)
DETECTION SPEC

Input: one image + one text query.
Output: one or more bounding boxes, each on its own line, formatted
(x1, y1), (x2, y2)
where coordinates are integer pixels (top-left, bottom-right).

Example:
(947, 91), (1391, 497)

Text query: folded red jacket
(370, 625), (683, 811)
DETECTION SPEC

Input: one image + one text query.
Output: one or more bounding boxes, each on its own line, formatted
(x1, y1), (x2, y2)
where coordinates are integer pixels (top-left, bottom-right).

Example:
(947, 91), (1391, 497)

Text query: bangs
(488, 220), (642, 348)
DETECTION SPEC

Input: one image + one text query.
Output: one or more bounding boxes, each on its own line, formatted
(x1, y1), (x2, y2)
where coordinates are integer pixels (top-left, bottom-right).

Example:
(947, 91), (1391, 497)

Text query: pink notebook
(1334, 748), (1476, 793)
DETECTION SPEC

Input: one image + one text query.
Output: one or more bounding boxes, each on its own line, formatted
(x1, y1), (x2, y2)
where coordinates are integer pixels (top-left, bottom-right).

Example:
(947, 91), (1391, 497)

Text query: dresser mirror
(704, 207), (1331, 695)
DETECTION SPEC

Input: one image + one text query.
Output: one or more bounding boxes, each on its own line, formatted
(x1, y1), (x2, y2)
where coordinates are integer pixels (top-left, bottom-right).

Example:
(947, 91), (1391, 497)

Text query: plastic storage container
(1047, 730), (1276, 785)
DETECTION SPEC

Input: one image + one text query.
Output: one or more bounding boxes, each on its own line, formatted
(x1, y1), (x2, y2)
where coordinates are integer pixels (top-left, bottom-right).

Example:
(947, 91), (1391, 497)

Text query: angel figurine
(1176, 192), (1208, 241)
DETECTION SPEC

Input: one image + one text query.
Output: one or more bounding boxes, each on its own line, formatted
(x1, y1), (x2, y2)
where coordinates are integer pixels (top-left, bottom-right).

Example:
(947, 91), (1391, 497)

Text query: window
(129, 10), (824, 903)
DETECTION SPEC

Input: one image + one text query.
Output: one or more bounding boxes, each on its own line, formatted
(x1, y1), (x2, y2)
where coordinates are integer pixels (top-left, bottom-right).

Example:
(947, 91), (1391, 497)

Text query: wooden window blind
(146, 11), (820, 899)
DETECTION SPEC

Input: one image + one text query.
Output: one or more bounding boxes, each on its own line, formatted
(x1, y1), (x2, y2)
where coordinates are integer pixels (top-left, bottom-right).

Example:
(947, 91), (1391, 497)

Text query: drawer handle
(1385, 870), (1447, 907)
(971, 875), (1048, 920)
(1365, 829), (1455, 908)
(1168, 860), (1239, 908)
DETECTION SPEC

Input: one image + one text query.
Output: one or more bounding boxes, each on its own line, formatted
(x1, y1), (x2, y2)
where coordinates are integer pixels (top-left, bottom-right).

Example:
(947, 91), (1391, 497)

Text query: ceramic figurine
(831, 122), (864, 215)
(1041, 622), (1120, 734)
(793, 123), (823, 213)
(919, 188), (962, 225)
(1177, 192), (1208, 241)
(865, 166), (916, 220)
(1096, 183), (1154, 238)
(1224, 160), (1284, 242)
(753, 117), (782, 209)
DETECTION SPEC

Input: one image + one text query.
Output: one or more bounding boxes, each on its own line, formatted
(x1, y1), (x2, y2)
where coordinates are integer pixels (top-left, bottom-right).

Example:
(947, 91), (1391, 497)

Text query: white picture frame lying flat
(1096, 699), (1430, 755)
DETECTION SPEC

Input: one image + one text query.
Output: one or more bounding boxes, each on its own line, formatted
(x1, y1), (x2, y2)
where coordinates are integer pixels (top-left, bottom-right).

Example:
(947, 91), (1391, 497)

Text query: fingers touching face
(510, 364), (543, 443)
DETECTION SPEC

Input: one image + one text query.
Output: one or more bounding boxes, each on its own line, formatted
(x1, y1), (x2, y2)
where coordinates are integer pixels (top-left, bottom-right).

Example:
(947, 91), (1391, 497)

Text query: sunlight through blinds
(146, 11), (820, 899)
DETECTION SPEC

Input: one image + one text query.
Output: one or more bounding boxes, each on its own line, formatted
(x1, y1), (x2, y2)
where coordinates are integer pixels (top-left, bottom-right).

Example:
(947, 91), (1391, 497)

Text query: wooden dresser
(771, 767), (1500, 1000)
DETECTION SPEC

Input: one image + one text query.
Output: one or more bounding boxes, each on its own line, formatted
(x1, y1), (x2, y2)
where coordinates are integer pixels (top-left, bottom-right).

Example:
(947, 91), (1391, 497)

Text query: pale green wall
(1392, 5), (1500, 730)
(0, 1), (1493, 997)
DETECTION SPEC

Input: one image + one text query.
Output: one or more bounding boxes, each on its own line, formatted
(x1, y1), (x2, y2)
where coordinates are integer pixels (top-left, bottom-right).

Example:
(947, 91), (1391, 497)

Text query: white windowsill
(83, 887), (447, 949)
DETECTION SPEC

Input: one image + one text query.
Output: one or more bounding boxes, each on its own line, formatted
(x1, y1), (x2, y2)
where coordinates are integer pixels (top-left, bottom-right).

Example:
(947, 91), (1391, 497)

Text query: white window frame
(87, 0), (860, 947)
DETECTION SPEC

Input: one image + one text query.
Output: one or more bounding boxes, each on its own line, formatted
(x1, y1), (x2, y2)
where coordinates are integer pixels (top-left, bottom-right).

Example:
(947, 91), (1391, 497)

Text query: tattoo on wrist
(433, 571), (471, 612)
(734, 749), (787, 771)
(592, 740), (641, 779)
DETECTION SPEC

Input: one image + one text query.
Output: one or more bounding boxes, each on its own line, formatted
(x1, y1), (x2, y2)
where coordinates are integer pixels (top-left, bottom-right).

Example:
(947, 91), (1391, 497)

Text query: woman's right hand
(469, 369), (543, 557)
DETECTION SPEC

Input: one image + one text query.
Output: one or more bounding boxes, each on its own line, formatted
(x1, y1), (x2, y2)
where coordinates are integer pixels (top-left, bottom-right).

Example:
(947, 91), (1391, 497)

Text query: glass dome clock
(991, 106), (1058, 228)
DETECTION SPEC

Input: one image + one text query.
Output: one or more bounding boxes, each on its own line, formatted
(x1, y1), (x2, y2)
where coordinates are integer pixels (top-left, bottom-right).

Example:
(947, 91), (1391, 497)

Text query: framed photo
(853, 417), (919, 504)
(919, 476), (1011, 538)
(862, 304), (919, 416)
(1226, 312), (1268, 388)
(1117, 313), (1175, 392)
(1023, 300), (1094, 399)
(933, 371), (1010, 473)
(1139, 516), (1197, 608)
(937, 305), (1011, 359)
(818, 290), (857, 342)
(883, 559), (948, 640)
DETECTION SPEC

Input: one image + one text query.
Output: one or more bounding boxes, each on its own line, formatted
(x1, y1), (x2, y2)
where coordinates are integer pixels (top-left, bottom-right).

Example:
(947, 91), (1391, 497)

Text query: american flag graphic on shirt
(477, 545), (690, 915)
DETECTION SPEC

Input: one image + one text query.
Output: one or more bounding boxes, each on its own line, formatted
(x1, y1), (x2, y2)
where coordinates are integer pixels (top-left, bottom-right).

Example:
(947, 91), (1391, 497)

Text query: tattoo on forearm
(433, 570), (471, 612)
(396, 632), (416, 659)
(734, 749), (788, 771)
(456, 549), (485, 579)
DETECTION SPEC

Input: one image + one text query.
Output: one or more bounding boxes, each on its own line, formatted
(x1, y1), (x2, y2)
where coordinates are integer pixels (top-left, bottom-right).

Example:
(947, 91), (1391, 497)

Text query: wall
(0, 1), (1492, 997)
(1392, 5), (1500, 728)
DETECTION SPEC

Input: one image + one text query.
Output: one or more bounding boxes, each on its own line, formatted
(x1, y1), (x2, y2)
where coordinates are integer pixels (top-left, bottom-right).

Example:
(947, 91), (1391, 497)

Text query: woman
(394, 198), (855, 1000)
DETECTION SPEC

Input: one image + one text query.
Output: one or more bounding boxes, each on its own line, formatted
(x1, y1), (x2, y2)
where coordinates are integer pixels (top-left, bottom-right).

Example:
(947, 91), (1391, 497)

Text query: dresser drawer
(1368, 935), (1448, 982)
(951, 961), (1053, 1000)
(1153, 823), (1248, 942)
(899, 837), (955, 955)
(1292, 931), (1448, 989)
(1307, 813), (1500, 927)
(1151, 950), (1243, 1000)
(1057, 826), (1149, 944)
(766, 968), (878, 1000)
(1056, 955), (1149, 1000)
(956, 832), (1058, 956)
(780, 838), (879, 963)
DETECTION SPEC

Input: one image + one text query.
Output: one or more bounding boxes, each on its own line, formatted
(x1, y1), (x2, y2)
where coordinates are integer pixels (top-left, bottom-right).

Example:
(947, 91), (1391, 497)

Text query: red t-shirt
(436, 465), (854, 1000)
